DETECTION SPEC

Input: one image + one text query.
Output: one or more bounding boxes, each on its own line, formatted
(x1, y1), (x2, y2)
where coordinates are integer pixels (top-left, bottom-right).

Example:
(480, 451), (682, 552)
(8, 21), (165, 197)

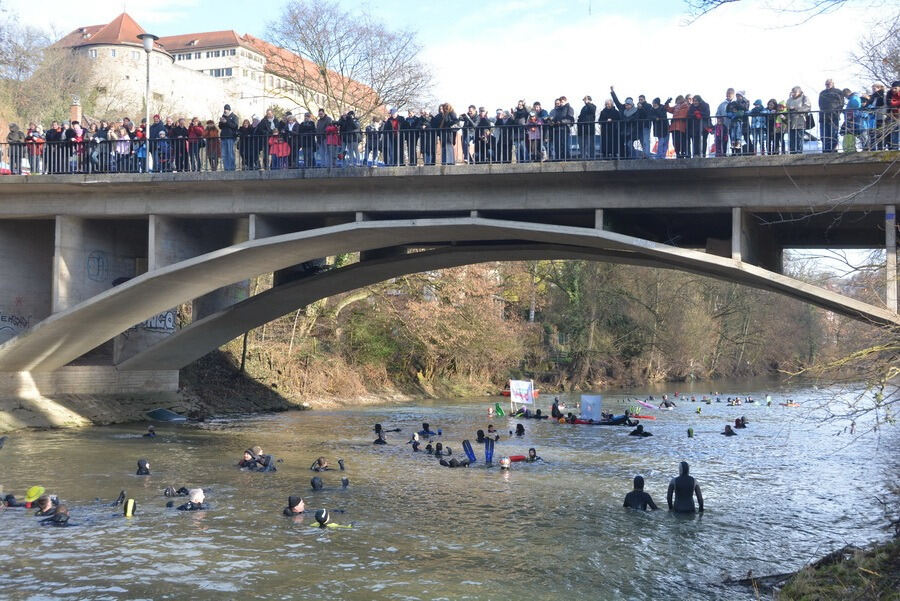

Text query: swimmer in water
(310, 457), (331, 472)
(419, 423), (438, 436)
(666, 461), (703, 513)
(313, 508), (351, 529)
(311, 477), (324, 491)
(526, 447), (542, 462)
(164, 486), (189, 498)
(439, 457), (470, 468)
(551, 398), (563, 419)
(476, 429), (486, 443)
(629, 424), (652, 437)
(176, 488), (208, 511)
(408, 433), (421, 451)
(623, 475), (658, 511)
(238, 449), (258, 468)
(136, 458), (151, 476)
(722, 425), (737, 436)
(433, 442), (451, 457)
(33, 495), (58, 517)
(283, 496), (305, 516)
(143, 425), (156, 438)
(515, 424), (525, 437)
(733, 418), (746, 429)
(40, 504), (71, 527)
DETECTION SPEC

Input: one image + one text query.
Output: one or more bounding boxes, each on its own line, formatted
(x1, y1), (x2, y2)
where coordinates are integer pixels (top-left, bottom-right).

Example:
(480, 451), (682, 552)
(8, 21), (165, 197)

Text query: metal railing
(2, 109), (896, 175)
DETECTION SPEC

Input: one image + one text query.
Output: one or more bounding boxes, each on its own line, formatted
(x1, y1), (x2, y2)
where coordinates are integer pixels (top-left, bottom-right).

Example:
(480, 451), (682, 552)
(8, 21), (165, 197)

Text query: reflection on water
(1, 379), (896, 601)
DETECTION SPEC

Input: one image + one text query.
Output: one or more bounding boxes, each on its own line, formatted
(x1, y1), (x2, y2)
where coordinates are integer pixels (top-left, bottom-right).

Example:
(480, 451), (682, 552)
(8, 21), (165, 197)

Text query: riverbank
(779, 537), (900, 600)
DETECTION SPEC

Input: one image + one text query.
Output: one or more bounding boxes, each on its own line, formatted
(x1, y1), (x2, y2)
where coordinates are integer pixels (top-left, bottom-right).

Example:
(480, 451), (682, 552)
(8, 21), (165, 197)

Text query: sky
(5, 0), (885, 113)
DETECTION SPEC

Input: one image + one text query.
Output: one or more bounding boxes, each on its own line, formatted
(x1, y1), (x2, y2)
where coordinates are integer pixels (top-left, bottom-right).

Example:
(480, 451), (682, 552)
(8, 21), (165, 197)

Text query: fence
(2, 109), (897, 175)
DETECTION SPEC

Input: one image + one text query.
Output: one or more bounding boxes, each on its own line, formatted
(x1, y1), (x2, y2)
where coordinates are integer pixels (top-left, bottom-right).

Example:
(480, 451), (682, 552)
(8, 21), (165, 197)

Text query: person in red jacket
(187, 117), (206, 171)
(886, 80), (900, 150)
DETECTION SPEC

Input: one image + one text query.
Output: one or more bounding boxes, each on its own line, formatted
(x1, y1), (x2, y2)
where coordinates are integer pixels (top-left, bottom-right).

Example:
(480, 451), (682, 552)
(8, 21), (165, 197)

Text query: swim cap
(188, 488), (205, 504)
(25, 486), (45, 503)
(499, 457), (511, 469)
(311, 477), (323, 490)
(633, 475), (644, 489)
(288, 495), (303, 510)
(315, 508), (330, 526)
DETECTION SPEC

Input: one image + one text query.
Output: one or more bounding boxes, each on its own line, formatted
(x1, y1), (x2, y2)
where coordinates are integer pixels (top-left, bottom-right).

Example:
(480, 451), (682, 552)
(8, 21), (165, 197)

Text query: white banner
(580, 395), (603, 421)
(509, 379), (534, 404)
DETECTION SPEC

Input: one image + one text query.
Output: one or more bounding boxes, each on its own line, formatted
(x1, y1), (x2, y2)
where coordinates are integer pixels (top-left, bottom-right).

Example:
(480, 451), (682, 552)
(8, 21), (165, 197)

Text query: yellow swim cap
(25, 485), (45, 503)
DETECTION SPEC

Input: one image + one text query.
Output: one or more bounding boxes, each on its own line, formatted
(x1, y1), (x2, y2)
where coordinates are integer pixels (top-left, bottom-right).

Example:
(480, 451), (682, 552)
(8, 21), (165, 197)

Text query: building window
(229, 49), (236, 55)
(242, 69), (248, 77)
(194, 52), (201, 59)
(110, 49), (117, 57)
(209, 68), (234, 77)
(88, 49), (97, 58)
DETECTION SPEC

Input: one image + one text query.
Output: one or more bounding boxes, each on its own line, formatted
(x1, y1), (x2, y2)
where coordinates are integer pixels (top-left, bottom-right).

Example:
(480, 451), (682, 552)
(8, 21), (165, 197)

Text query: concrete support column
(0, 220), (54, 345)
(594, 209), (604, 230)
(887, 205), (897, 313)
(731, 207), (742, 261)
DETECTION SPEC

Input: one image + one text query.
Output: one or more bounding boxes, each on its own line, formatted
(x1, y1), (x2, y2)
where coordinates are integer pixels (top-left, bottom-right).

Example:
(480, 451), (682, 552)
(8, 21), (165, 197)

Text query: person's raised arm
(695, 484), (704, 512)
(610, 88), (624, 112)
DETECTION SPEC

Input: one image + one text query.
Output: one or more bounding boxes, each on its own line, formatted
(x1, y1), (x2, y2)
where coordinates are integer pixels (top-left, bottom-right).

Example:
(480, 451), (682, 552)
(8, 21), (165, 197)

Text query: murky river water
(1, 378), (897, 601)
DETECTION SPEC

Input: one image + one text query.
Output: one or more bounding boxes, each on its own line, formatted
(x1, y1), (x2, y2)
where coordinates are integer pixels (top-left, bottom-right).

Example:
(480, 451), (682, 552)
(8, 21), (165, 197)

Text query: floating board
(146, 408), (186, 422)
(636, 399), (656, 410)
(501, 389), (540, 398)
(485, 437), (495, 464)
(632, 415), (657, 420)
(494, 402), (506, 417)
(462, 440), (477, 463)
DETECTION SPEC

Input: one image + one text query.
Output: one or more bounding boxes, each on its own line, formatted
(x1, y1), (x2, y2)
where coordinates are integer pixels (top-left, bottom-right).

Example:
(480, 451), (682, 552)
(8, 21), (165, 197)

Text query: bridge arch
(1, 217), (896, 372)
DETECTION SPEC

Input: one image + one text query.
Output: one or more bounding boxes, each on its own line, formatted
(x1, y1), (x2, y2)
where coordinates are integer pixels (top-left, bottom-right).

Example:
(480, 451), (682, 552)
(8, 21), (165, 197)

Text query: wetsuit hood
(633, 475), (645, 490)
(311, 476), (324, 490)
(679, 461), (690, 477)
(288, 495), (303, 511)
(315, 508), (330, 526)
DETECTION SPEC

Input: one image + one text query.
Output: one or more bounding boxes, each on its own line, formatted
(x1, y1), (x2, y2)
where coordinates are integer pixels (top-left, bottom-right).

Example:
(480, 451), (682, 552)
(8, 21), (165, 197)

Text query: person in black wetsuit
(310, 457), (332, 472)
(734, 418), (746, 429)
(40, 504), (71, 527)
(623, 475), (658, 511)
(136, 459), (151, 476)
(373, 424), (388, 445)
(526, 448), (543, 462)
(34, 495), (58, 517)
(419, 423), (438, 436)
(176, 488), (208, 511)
(238, 449), (257, 468)
(629, 424), (653, 437)
(476, 430), (487, 443)
(666, 461), (704, 513)
(283, 495), (305, 516)
(164, 486), (189, 498)
(254, 454), (277, 472)
(3, 494), (25, 508)
(551, 398), (563, 419)
(515, 424), (525, 437)
(440, 457), (470, 468)
(533, 409), (548, 420)
(433, 442), (451, 457)
(143, 425), (156, 438)
(723, 425), (737, 436)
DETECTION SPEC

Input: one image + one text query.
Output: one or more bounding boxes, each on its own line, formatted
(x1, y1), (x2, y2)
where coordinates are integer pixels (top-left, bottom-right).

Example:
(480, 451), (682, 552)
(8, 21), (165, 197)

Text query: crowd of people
(4, 79), (898, 175)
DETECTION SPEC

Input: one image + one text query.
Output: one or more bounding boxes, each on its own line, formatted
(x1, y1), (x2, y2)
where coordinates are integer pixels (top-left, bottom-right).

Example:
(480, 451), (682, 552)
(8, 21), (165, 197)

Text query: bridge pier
(888, 205), (897, 313)
(0, 220), (54, 346)
(732, 208), (782, 273)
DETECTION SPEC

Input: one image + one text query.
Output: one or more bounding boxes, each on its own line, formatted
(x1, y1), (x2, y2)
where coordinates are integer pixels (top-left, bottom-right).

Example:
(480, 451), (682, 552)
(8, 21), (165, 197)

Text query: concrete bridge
(0, 153), (897, 402)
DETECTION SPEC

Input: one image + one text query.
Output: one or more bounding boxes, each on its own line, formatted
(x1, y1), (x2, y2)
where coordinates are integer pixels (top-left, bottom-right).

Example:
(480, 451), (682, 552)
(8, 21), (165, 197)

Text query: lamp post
(137, 32), (159, 172)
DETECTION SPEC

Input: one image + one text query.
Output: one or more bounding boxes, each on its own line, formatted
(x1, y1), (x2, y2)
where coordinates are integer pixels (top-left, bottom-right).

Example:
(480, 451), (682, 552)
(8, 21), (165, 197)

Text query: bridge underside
(0, 217), (896, 375)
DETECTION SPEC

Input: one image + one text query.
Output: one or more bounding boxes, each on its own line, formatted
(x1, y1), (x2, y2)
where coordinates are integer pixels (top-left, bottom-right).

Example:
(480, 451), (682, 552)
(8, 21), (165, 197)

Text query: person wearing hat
(313, 508), (351, 529)
(609, 86), (646, 159)
(283, 495), (305, 516)
(726, 90), (750, 155)
(218, 104), (239, 170)
(474, 107), (494, 164)
(22, 485), (46, 509)
(623, 475), (658, 511)
(577, 96), (597, 160)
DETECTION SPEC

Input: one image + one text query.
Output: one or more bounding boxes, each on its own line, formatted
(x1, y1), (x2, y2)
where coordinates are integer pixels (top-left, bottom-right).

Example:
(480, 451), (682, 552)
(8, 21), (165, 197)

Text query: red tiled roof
(157, 30), (248, 53)
(241, 34), (380, 110)
(52, 13), (163, 51)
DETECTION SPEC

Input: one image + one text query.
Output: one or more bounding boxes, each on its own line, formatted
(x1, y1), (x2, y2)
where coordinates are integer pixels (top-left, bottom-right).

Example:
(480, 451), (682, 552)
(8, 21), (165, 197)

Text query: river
(1, 378), (896, 600)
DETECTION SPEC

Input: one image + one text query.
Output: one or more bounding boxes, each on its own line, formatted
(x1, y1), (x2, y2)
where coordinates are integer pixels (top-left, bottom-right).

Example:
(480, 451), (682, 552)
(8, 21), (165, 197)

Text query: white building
(53, 13), (365, 121)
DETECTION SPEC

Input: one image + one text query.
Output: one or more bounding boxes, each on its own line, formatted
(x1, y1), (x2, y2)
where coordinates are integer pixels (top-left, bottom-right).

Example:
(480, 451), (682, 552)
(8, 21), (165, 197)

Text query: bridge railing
(2, 109), (896, 175)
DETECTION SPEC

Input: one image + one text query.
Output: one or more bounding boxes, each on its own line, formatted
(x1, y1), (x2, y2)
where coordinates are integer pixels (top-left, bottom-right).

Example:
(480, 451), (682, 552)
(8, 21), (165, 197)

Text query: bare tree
(265, 0), (432, 119)
(851, 11), (900, 85)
